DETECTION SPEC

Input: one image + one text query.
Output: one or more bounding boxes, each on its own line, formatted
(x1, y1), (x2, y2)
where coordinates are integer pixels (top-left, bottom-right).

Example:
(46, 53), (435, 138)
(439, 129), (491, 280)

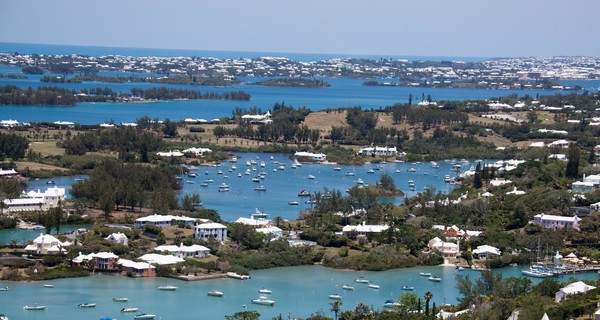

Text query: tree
(399, 293), (419, 310)
(424, 291), (433, 316)
(378, 173), (396, 191)
(473, 162), (483, 189)
(566, 143), (580, 179)
(330, 300), (342, 320)
(225, 311), (260, 320)
(527, 109), (538, 123)
(162, 118), (178, 137)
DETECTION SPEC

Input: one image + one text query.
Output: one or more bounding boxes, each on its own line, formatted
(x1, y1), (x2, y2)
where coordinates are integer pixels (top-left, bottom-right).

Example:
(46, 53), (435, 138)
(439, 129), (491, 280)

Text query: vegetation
(254, 78), (330, 88)
(41, 74), (242, 86)
(0, 132), (29, 160)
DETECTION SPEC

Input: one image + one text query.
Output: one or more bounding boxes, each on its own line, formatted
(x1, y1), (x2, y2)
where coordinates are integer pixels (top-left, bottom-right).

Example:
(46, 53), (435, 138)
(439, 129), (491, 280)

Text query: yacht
(356, 178), (365, 185)
(307, 175), (316, 180)
(428, 275), (442, 282)
(298, 190), (311, 197)
(367, 284), (381, 289)
(113, 297), (129, 302)
(121, 307), (139, 312)
(333, 166), (342, 171)
(401, 286), (414, 290)
(78, 303), (96, 308)
(254, 185), (267, 191)
(419, 272), (431, 277)
(218, 183), (230, 189)
(134, 313), (156, 319)
(367, 169), (375, 174)
(342, 285), (355, 291)
(158, 285), (177, 291)
(407, 167), (417, 172)
(354, 277), (369, 283)
(207, 289), (224, 297)
(288, 201), (299, 206)
(444, 175), (451, 183)
(259, 288), (272, 294)
(328, 294), (342, 300)
(260, 161), (266, 168)
(187, 173), (197, 178)
(408, 180), (415, 187)
(252, 295), (275, 306)
(344, 172), (355, 176)
(24, 305), (47, 310)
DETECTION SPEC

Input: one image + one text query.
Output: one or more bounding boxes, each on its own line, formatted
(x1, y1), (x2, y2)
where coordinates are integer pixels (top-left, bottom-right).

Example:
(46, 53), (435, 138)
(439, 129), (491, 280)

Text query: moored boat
(43, 284), (54, 288)
(354, 277), (369, 283)
(158, 285), (177, 291)
(134, 313), (156, 319)
(227, 272), (250, 280)
(113, 297), (128, 302)
(252, 295), (275, 306)
(24, 305), (47, 310)
(208, 289), (224, 297)
(367, 283), (380, 289)
(78, 303), (96, 308)
(298, 189), (311, 197)
(401, 285), (414, 290)
(328, 294), (342, 300)
(383, 300), (402, 308)
(419, 272), (431, 277)
(0, 313), (8, 320)
(121, 307), (139, 312)
(258, 288), (272, 294)
(288, 201), (299, 205)
(428, 275), (442, 282)
(0, 286), (8, 291)
(342, 285), (355, 291)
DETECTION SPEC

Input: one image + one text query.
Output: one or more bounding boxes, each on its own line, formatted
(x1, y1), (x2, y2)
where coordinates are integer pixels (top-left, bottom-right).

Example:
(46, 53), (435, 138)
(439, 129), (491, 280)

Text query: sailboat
(521, 235), (553, 278)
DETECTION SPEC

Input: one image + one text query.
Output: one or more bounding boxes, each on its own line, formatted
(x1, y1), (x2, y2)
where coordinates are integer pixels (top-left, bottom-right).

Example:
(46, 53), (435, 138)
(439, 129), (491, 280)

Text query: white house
(533, 213), (581, 230)
(24, 233), (72, 255)
(182, 147), (212, 156)
(472, 245), (501, 259)
(256, 226), (283, 240)
(572, 181), (596, 193)
(195, 222), (228, 241)
(138, 253), (185, 265)
(0, 119), (20, 127)
(428, 237), (459, 259)
(135, 214), (197, 228)
(341, 222), (389, 237)
(591, 202), (600, 212)
(105, 232), (128, 246)
(294, 151), (327, 162)
(156, 150), (184, 157)
(0, 168), (18, 178)
(547, 139), (571, 149)
(241, 111), (272, 124)
(154, 243), (211, 258)
(3, 187), (66, 214)
(234, 217), (271, 227)
(357, 146), (399, 157)
(555, 281), (596, 302)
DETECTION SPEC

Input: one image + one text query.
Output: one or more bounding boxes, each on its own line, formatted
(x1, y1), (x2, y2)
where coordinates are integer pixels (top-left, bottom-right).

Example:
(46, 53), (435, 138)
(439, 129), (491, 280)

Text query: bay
(0, 265), (597, 320)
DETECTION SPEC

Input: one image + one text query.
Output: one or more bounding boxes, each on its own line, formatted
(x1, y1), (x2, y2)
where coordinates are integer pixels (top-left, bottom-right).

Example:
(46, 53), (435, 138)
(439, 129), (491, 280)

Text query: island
(252, 78), (330, 88)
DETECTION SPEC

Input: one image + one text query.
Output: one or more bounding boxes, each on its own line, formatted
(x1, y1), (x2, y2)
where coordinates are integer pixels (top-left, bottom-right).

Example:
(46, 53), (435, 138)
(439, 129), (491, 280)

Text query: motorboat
(252, 177), (261, 182)
(407, 167), (417, 172)
(278, 165), (285, 170)
(187, 173), (197, 178)
(428, 275), (442, 282)
(305, 199), (317, 204)
(254, 185), (267, 191)
(333, 167), (342, 171)
(78, 303), (96, 308)
(408, 180), (415, 187)
(24, 305), (47, 310)
(444, 175), (451, 183)
(307, 175), (316, 180)
(237, 173), (242, 177)
(218, 183), (230, 188)
(121, 307), (139, 312)
(356, 178), (365, 185)
(218, 187), (230, 192)
(227, 272), (250, 280)
(419, 272), (431, 277)
(288, 201), (299, 205)
(367, 169), (375, 174)
(158, 285), (177, 291)
(186, 180), (194, 184)
(43, 284), (54, 288)
(259, 288), (272, 294)
(134, 313), (156, 319)
(252, 295), (275, 306)
(354, 277), (369, 283)
(205, 179), (214, 183)
(344, 172), (355, 176)
(298, 190), (311, 197)
(208, 289), (224, 297)
(367, 284), (380, 289)
(521, 265), (553, 278)
(342, 285), (355, 291)
(383, 300), (402, 308)
(401, 286), (414, 290)
(260, 161), (266, 168)
(113, 297), (128, 302)
(217, 170), (223, 175)
(200, 183), (209, 187)
(328, 294), (342, 300)
(0, 314), (8, 320)
(46, 180), (56, 184)
(394, 169), (401, 173)
(457, 266), (465, 271)
(0, 286), (8, 291)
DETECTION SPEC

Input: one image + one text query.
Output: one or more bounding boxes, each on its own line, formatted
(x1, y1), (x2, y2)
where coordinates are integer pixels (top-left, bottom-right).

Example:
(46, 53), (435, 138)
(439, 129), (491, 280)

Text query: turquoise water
(22, 153), (469, 222)
(0, 65), (584, 125)
(0, 265), (597, 320)
(0, 225), (89, 245)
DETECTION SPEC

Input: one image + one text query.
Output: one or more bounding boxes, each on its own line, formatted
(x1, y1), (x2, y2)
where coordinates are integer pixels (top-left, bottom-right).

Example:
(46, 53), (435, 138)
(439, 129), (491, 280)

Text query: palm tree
(424, 291), (433, 316)
(329, 300), (341, 320)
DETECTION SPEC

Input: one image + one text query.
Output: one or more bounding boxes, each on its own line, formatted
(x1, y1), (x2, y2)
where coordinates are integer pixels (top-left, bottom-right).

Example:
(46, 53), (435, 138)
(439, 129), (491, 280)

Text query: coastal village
(1, 52), (600, 320)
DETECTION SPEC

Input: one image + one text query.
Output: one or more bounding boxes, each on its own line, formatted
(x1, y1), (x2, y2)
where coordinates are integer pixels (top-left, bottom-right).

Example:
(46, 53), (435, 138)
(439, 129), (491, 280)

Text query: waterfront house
(341, 222), (389, 238)
(182, 147), (212, 156)
(427, 237), (459, 259)
(134, 214), (197, 228)
(24, 233), (72, 255)
(256, 226), (283, 240)
(195, 222), (228, 241)
(357, 146), (399, 157)
(0, 119), (19, 127)
(472, 245), (501, 259)
(555, 281), (596, 302)
(533, 213), (582, 230)
(154, 243), (211, 258)
(105, 232), (128, 246)
(3, 186), (66, 214)
(72, 252), (120, 270)
(294, 151), (327, 162)
(234, 216), (271, 227)
(0, 168), (18, 178)
(139, 253), (185, 265)
(117, 258), (156, 277)
(156, 150), (184, 157)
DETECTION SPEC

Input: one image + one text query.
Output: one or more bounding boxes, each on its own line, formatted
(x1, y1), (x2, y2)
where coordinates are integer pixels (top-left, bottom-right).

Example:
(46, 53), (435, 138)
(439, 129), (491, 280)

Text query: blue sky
(0, 0), (598, 57)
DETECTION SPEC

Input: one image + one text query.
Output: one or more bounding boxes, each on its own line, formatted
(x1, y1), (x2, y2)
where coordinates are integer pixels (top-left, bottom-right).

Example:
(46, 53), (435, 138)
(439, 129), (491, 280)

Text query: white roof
(473, 245), (501, 256)
(106, 232), (128, 241)
(506, 187), (526, 195)
(534, 213), (581, 223)
(26, 186), (66, 198)
(73, 251), (119, 263)
(489, 179), (512, 187)
(342, 223), (389, 233)
(139, 253), (185, 265)
(3, 198), (44, 205)
(196, 222), (227, 229)
(0, 168), (17, 176)
(235, 217), (270, 226)
(118, 258), (155, 270)
(559, 281), (596, 295)
(136, 214), (196, 223)
(156, 150), (184, 157)
(256, 226), (283, 234)
(155, 244), (210, 253)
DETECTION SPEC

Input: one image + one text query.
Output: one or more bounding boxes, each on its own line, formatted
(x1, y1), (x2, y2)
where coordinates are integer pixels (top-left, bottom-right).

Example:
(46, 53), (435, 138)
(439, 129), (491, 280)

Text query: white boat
(252, 295), (275, 306)
(252, 177), (260, 182)
(521, 265), (553, 278)
(444, 175), (451, 183)
(428, 275), (442, 282)
(342, 285), (355, 291)
(356, 178), (365, 185)
(217, 170), (223, 175)
(218, 183), (230, 188)
(218, 188), (230, 192)
(419, 272), (431, 277)
(394, 169), (401, 173)
(186, 180), (194, 184)
(254, 185), (267, 191)
(383, 300), (402, 308)
(237, 173), (242, 177)
(208, 289), (224, 297)
(227, 272), (250, 280)
(187, 172), (197, 178)
(0, 286), (8, 291)
(46, 180), (56, 184)
(401, 286), (414, 290)
(134, 313), (156, 319)
(344, 172), (355, 176)
(298, 190), (311, 197)
(367, 284), (380, 289)
(0, 313), (9, 320)
(259, 288), (272, 294)
(43, 284), (54, 288)
(205, 179), (214, 183)
(328, 294), (342, 300)
(367, 169), (375, 174)
(457, 266), (465, 271)
(158, 285), (177, 291)
(333, 167), (342, 171)
(307, 175), (316, 180)
(24, 305), (47, 310)
(430, 161), (440, 168)
(78, 303), (96, 308)
(250, 160), (258, 165)
(260, 161), (266, 168)
(121, 307), (139, 312)
(408, 180), (415, 187)
(407, 167), (417, 172)
(288, 201), (299, 205)
(354, 277), (369, 283)
(113, 297), (128, 302)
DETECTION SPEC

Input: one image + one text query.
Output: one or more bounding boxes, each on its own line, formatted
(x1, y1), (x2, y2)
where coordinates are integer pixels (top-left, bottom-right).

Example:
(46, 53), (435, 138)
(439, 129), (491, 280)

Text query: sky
(0, 0), (599, 58)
